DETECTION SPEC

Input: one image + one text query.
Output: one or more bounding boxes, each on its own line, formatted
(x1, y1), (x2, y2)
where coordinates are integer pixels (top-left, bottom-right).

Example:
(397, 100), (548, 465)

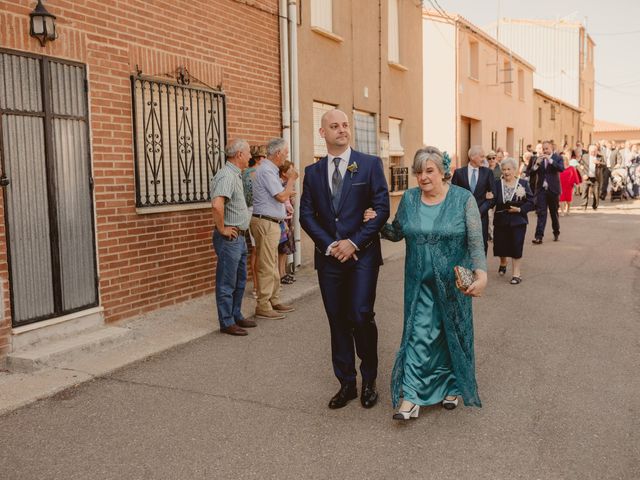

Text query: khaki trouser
(249, 216), (281, 311)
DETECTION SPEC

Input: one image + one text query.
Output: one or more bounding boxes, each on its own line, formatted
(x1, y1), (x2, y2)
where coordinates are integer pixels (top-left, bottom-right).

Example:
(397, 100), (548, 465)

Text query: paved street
(1, 202), (639, 480)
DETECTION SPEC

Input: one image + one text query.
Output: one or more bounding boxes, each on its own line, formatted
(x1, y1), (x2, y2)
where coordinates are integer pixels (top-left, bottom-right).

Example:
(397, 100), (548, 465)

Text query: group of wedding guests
(210, 139), (299, 337)
(210, 111), (633, 422)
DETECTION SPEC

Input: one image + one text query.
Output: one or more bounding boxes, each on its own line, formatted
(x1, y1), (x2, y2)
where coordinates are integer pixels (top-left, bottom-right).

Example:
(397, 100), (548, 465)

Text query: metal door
(0, 50), (98, 327)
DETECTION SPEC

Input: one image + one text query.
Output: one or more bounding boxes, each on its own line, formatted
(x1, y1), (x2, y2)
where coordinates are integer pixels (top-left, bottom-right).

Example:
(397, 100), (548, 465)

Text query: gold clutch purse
(454, 266), (474, 291)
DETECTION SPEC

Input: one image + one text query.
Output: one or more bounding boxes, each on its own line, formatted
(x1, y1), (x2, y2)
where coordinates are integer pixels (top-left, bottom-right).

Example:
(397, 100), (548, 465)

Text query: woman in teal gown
(381, 146), (487, 420)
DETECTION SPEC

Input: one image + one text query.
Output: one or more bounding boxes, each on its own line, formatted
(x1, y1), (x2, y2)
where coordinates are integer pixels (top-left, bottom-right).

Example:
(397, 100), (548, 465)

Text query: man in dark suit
(526, 140), (565, 243)
(300, 109), (390, 410)
(451, 145), (495, 254)
(578, 144), (605, 210)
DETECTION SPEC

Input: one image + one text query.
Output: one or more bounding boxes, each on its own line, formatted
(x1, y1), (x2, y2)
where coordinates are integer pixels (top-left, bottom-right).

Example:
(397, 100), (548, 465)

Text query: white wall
(423, 19), (456, 154)
(487, 22), (580, 108)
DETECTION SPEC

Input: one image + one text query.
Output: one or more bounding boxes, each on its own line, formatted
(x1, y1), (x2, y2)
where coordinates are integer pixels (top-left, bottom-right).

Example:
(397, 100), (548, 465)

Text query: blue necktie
(470, 168), (477, 192)
(331, 157), (343, 211)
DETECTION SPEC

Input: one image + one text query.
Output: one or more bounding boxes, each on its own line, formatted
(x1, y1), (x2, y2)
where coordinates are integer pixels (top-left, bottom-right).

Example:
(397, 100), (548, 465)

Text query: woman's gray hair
(500, 157), (518, 171)
(267, 138), (287, 157)
(225, 139), (249, 158)
(412, 146), (445, 175)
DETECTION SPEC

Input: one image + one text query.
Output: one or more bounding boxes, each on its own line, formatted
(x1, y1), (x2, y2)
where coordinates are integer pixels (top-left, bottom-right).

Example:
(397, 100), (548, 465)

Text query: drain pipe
(279, 0), (291, 147)
(287, 0), (302, 268)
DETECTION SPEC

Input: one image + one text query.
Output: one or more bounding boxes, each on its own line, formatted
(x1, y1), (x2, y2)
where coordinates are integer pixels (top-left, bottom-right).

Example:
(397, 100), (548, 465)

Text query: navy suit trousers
(534, 189), (560, 239)
(317, 260), (379, 385)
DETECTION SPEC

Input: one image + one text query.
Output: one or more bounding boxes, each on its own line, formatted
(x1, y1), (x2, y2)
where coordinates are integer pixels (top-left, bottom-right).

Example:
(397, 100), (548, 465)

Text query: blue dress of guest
(381, 185), (486, 408)
(492, 179), (535, 259)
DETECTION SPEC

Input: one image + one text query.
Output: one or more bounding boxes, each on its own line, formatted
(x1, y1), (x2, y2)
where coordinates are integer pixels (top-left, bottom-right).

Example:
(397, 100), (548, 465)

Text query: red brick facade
(0, 0), (281, 357)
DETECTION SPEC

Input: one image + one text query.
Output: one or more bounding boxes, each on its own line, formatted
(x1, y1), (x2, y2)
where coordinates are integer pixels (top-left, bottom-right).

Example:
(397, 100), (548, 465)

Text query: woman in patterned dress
(381, 146), (487, 420)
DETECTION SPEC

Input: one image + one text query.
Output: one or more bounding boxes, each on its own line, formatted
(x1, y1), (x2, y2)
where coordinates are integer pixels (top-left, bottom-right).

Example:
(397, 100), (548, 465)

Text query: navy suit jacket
(492, 178), (535, 227)
(300, 150), (390, 270)
(525, 153), (565, 195)
(451, 166), (495, 216)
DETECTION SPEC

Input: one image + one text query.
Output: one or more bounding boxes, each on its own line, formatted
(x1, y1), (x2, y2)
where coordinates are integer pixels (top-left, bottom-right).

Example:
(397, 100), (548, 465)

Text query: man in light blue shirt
(250, 138), (298, 319)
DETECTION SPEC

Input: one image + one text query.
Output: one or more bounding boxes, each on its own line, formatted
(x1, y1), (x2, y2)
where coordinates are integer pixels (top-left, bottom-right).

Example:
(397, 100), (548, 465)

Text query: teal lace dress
(381, 185), (486, 408)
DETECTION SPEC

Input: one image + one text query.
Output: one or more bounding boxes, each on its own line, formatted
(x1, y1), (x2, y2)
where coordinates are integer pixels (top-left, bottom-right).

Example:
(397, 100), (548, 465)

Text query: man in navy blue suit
(300, 109), (390, 410)
(451, 145), (495, 254)
(526, 140), (565, 243)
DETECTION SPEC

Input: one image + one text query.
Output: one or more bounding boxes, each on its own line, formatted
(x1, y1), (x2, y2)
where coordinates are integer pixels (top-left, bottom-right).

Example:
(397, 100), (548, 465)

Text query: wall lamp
(29, 0), (57, 47)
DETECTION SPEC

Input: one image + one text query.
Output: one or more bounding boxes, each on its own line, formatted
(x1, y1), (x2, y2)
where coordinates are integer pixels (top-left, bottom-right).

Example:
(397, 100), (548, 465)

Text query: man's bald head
(320, 109), (351, 154)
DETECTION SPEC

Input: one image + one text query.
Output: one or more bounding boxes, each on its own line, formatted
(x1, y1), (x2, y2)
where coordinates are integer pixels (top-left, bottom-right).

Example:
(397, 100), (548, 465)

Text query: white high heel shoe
(442, 396), (459, 410)
(392, 402), (420, 420)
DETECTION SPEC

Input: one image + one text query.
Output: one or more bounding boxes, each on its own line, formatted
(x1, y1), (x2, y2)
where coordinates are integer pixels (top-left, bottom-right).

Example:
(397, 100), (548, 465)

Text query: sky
(436, 0), (640, 127)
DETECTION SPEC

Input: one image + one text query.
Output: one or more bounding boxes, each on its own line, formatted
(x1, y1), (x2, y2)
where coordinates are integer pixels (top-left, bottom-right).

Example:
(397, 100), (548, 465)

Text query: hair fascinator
(442, 151), (452, 175)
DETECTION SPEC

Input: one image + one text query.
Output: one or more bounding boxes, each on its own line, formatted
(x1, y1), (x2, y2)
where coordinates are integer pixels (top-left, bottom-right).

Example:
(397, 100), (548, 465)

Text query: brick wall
(0, 0), (281, 355)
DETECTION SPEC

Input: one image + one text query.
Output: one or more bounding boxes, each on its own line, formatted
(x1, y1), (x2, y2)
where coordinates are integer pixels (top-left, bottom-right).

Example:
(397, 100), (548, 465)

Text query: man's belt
(216, 227), (248, 236)
(252, 214), (282, 224)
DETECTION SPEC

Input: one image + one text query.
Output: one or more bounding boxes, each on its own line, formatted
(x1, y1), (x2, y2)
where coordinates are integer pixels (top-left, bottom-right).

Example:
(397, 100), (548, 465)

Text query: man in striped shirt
(211, 139), (253, 336)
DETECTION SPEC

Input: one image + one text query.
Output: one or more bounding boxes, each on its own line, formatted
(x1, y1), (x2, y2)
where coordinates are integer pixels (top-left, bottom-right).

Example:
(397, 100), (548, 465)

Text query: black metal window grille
(390, 166), (408, 192)
(131, 75), (226, 207)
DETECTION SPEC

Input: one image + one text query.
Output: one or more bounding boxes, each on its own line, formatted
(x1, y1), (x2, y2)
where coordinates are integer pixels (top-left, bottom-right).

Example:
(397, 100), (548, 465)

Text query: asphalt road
(1, 204), (639, 480)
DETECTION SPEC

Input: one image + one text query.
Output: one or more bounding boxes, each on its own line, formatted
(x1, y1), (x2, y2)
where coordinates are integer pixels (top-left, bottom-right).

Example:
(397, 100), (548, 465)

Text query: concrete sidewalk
(0, 241), (405, 415)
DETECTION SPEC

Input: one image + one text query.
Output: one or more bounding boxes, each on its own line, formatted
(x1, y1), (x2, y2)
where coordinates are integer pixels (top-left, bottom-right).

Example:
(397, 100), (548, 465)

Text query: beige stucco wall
(296, 0), (423, 263)
(455, 26), (535, 166)
(534, 91), (581, 147)
(579, 33), (595, 144)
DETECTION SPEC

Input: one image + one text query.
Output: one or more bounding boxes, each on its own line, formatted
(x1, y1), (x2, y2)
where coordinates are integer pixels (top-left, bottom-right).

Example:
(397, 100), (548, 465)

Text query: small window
(311, 0), (333, 32)
(503, 60), (512, 95)
(469, 40), (479, 79)
(313, 101), (336, 159)
(388, 118), (404, 156)
(491, 130), (498, 150)
(518, 69), (525, 100)
(353, 110), (377, 156)
(538, 107), (542, 128)
(551, 104), (556, 121)
(131, 75), (226, 207)
(388, 0), (400, 63)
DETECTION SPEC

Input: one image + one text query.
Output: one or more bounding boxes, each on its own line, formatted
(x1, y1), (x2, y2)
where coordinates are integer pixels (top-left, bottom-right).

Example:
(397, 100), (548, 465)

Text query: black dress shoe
(328, 383), (357, 409)
(360, 381), (378, 408)
(553, 233), (559, 241)
(532, 238), (542, 245)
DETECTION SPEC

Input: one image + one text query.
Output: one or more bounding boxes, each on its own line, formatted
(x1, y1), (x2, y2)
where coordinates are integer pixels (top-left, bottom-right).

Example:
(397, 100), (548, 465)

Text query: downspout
(288, 0), (302, 267)
(279, 0), (291, 147)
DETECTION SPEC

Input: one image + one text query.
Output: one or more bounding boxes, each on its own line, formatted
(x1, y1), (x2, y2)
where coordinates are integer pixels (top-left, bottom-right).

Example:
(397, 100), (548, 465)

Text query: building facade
(0, 0), (281, 359)
(593, 120), (640, 145)
(423, 11), (535, 167)
(297, 0), (423, 225)
(485, 18), (595, 145)
(534, 89), (581, 147)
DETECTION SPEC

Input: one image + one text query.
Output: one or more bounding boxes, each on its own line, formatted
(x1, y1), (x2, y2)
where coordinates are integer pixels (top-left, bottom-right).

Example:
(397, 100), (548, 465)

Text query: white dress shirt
(588, 156), (597, 177)
(324, 147), (358, 255)
(327, 147), (351, 192)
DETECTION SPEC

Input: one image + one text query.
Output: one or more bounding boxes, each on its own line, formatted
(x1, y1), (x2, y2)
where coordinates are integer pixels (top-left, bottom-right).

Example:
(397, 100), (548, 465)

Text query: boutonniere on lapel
(346, 162), (358, 178)
(515, 184), (526, 199)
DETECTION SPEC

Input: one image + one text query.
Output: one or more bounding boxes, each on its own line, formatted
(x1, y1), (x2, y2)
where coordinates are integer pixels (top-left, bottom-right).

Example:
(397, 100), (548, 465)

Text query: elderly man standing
(452, 145), (495, 254)
(579, 144), (605, 210)
(250, 138), (298, 320)
(211, 139), (254, 336)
